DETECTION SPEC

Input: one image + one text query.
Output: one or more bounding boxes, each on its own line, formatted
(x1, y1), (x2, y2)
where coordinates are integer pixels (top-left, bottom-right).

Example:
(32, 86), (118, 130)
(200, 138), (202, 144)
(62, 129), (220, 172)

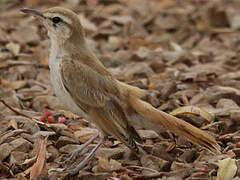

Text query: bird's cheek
(61, 26), (72, 39)
(42, 19), (52, 30)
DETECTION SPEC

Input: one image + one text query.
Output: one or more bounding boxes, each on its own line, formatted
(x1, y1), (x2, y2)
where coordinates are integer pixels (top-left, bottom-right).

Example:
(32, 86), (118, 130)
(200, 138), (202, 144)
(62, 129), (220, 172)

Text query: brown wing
(60, 59), (117, 108)
(60, 59), (142, 152)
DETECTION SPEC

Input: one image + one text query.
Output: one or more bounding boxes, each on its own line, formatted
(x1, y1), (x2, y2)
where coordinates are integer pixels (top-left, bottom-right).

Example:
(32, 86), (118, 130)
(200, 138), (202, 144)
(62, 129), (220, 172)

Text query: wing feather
(60, 59), (119, 108)
(60, 58), (142, 152)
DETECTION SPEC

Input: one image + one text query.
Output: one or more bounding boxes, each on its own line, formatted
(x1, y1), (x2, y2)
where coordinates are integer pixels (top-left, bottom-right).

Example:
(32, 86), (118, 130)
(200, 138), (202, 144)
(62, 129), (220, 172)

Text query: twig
(0, 60), (35, 70)
(28, 79), (50, 90)
(201, 121), (224, 130)
(0, 99), (44, 125)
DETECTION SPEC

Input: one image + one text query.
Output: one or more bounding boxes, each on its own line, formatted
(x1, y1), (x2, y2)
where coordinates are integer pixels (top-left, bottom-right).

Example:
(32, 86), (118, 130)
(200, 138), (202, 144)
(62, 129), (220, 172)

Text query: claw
(62, 137), (104, 175)
(58, 133), (99, 165)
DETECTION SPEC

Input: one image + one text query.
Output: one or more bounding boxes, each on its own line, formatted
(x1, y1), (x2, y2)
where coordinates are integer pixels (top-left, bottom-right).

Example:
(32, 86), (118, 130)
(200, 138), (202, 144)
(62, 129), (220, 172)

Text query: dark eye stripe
(52, 17), (61, 24)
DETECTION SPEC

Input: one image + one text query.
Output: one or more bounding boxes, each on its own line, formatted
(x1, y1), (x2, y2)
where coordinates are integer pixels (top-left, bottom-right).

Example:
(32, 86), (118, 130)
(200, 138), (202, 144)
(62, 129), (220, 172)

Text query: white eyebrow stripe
(45, 13), (72, 24)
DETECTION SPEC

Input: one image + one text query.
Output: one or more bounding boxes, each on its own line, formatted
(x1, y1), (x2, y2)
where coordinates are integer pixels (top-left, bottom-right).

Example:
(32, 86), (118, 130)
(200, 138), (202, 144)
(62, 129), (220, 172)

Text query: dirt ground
(0, 0), (240, 179)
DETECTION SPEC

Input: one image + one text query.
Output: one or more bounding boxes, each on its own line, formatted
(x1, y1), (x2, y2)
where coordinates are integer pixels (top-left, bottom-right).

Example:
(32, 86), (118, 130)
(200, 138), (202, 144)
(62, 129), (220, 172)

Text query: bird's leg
(60, 132), (99, 164)
(64, 136), (105, 175)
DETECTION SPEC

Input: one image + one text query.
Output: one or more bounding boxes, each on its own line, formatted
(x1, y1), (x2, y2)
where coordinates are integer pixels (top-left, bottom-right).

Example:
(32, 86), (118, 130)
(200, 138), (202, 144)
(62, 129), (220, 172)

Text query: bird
(20, 7), (220, 175)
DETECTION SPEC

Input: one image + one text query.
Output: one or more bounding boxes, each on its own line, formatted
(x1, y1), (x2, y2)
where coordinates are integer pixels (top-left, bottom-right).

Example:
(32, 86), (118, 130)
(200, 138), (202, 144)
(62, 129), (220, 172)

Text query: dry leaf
(170, 106), (215, 122)
(151, 0), (176, 10)
(216, 158), (237, 180)
(0, 77), (27, 90)
(0, 129), (26, 145)
(86, 0), (98, 6)
(79, 14), (97, 32)
(94, 156), (122, 172)
(30, 136), (48, 179)
(17, 174), (28, 180)
(6, 42), (20, 56)
(38, 56), (49, 66)
(74, 127), (98, 143)
(8, 119), (18, 129)
(20, 156), (37, 166)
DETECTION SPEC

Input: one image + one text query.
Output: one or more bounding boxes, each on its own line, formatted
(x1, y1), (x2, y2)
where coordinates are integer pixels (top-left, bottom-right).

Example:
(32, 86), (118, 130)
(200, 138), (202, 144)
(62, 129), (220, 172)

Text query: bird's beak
(20, 8), (45, 19)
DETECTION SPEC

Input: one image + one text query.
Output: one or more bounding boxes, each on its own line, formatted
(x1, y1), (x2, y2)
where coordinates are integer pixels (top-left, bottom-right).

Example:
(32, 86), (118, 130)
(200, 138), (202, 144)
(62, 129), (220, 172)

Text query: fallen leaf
(6, 42), (20, 55)
(8, 119), (18, 129)
(79, 14), (97, 32)
(38, 56), (49, 67)
(30, 136), (48, 179)
(216, 158), (237, 180)
(86, 0), (98, 6)
(20, 156), (37, 166)
(0, 129), (26, 145)
(170, 106), (215, 122)
(0, 77), (27, 90)
(74, 127), (98, 143)
(151, 0), (176, 10)
(93, 156), (122, 172)
(0, 137), (32, 161)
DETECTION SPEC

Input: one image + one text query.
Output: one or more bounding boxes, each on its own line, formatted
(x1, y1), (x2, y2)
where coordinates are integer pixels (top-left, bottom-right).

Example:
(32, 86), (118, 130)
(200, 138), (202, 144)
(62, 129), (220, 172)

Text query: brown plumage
(60, 58), (142, 153)
(21, 6), (220, 174)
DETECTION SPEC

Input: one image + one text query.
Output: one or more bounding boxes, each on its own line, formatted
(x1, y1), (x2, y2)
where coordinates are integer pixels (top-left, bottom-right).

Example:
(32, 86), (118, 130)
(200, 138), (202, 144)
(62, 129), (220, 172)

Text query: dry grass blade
(0, 99), (45, 125)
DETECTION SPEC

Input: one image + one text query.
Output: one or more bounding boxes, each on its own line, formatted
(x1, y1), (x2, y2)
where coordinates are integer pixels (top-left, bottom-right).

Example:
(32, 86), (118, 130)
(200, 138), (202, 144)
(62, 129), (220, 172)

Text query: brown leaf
(93, 156), (123, 172)
(79, 14), (97, 32)
(170, 106), (215, 122)
(0, 77), (27, 90)
(216, 158), (237, 180)
(0, 137), (32, 161)
(30, 136), (48, 179)
(0, 129), (26, 145)
(74, 127), (98, 143)
(86, 0), (98, 7)
(8, 119), (18, 129)
(6, 42), (20, 56)
(151, 0), (176, 10)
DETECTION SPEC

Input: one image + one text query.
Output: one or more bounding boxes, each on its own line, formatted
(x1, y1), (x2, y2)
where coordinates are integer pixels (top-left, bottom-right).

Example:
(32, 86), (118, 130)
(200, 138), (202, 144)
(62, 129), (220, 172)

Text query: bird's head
(21, 7), (85, 45)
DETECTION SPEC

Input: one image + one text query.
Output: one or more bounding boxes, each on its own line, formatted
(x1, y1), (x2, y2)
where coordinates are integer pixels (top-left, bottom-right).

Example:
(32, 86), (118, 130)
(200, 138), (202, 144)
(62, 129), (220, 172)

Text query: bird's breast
(49, 53), (89, 119)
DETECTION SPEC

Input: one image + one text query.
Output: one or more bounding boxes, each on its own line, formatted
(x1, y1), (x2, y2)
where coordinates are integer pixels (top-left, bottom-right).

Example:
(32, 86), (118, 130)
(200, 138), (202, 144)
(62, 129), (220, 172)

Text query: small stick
(0, 99), (44, 125)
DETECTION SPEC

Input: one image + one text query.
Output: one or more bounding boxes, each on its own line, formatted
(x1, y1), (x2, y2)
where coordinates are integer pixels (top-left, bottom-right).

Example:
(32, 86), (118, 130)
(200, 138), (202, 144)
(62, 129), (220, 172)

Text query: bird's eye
(52, 17), (61, 24)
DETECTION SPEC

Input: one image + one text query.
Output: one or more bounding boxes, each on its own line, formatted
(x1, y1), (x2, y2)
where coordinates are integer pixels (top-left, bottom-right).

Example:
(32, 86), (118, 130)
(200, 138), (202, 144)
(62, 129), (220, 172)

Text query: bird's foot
(57, 133), (99, 165)
(61, 137), (104, 175)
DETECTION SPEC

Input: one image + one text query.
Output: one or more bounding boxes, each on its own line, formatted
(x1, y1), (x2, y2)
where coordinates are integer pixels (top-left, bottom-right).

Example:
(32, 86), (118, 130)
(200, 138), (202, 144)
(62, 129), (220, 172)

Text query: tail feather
(128, 97), (221, 154)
